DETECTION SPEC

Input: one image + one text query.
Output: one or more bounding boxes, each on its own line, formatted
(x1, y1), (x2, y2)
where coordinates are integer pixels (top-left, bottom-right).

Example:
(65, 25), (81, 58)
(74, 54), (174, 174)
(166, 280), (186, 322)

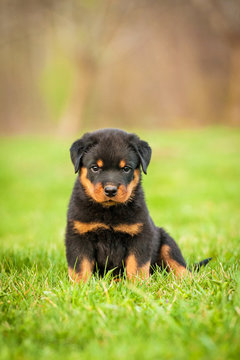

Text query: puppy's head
(70, 129), (151, 206)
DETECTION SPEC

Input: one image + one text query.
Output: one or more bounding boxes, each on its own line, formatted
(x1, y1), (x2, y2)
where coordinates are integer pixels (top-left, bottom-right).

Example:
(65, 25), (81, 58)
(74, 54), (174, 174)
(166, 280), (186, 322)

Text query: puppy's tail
(191, 257), (212, 272)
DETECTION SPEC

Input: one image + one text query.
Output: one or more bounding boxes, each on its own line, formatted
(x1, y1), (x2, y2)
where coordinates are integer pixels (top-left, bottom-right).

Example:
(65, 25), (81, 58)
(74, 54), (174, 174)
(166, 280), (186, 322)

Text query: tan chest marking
(73, 220), (110, 234)
(113, 223), (143, 236)
(73, 221), (143, 236)
(160, 244), (187, 277)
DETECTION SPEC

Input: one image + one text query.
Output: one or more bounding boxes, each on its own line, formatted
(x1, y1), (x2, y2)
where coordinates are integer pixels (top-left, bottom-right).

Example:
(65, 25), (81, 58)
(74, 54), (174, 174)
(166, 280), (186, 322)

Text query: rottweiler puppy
(65, 128), (211, 282)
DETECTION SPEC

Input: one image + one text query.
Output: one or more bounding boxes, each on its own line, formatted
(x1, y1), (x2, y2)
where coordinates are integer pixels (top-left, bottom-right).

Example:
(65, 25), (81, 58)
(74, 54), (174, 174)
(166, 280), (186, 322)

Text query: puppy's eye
(91, 165), (100, 173)
(122, 166), (131, 173)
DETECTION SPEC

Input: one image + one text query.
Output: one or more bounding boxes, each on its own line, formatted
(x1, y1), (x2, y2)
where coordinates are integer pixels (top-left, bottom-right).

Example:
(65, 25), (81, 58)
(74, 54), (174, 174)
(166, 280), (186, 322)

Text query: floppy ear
(136, 140), (152, 174)
(70, 133), (94, 173)
(130, 135), (152, 174)
(70, 139), (85, 173)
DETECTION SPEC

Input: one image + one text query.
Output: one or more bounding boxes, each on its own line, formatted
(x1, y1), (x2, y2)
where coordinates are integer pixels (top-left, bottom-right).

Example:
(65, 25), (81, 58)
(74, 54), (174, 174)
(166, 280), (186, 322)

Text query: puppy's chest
(72, 212), (145, 269)
(94, 231), (129, 269)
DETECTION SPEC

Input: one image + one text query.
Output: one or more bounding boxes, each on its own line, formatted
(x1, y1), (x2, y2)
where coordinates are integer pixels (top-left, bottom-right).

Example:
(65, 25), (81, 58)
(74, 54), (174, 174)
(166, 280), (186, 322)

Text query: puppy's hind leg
(157, 228), (189, 277)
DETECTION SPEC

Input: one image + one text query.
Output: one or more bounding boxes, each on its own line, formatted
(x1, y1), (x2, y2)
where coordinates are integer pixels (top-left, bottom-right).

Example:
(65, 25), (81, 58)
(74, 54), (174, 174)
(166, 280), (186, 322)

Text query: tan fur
(80, 167), (140, 205)
(119, 160), (126, 168)
(80, 167), (106, 202)
(113, 223), (143, 236)
(125, 254), (150, 280)
(68, 258), (94, 283)
(97, 159), (103, 167)
(160, 244), (187, 277)
(74, 220), (143, 237)
(113, 169), (140, 203)
(73, 220), (110, 234)
(125, 254), (138, 279)
(126, 169), (140, 199)
(138, 261), (150, 279)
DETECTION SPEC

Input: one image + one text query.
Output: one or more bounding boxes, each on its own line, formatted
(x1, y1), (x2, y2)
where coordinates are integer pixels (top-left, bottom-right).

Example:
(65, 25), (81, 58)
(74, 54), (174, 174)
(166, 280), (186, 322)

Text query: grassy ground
(0, 127), (240, 360)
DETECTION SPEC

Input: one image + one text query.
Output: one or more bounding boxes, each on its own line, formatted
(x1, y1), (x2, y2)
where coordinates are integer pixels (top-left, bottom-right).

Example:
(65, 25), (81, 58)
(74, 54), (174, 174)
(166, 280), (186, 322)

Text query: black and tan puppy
(65, 128), (211, 282)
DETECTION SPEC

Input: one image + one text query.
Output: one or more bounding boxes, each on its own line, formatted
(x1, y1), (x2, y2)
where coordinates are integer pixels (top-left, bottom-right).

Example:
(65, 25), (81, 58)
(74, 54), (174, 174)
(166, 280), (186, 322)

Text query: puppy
(65, 128), (211, 282)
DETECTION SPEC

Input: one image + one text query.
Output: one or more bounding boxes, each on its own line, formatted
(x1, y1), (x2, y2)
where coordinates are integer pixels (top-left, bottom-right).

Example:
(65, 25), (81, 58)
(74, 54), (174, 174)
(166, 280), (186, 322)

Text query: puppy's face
(70, 129), (151, 206)
(80, 147), (140, 205)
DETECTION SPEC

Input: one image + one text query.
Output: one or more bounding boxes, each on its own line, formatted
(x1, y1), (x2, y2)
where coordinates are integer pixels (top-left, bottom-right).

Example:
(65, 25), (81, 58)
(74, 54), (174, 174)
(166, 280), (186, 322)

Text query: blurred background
(1, 4), (240, 358)
(0, 0), (240, 135)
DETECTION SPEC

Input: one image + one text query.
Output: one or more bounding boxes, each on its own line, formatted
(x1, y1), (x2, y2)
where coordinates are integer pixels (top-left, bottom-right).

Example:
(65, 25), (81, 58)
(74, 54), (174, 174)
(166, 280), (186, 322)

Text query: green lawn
(0, 127), (240, 360)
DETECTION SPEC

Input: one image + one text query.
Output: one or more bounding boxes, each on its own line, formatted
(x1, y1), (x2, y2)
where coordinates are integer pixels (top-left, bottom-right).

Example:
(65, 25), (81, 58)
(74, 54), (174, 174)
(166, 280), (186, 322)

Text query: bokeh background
(1, 2), (240, 360)
(0, 0), (240, 135)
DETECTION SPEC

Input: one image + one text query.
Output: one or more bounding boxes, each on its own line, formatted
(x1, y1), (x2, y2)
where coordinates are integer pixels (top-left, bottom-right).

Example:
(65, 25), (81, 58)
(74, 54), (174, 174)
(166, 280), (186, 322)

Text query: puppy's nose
(104, 185), (118, 197)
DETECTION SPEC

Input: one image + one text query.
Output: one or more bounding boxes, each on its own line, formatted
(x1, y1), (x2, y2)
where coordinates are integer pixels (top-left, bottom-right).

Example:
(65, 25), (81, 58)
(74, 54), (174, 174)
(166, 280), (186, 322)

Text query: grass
(0, 127), (240, 360)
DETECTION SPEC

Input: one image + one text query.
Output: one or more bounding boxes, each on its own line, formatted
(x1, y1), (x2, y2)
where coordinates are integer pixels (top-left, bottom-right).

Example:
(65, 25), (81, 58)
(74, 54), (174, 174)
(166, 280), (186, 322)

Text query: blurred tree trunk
(58, 55), (97, 136)
(192, 0), (240, 124)
(226, 38), (240, 124)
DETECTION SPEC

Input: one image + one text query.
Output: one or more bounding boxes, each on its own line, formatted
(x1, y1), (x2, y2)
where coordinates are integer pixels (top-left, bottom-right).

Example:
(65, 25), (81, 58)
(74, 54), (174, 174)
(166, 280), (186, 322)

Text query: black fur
(65, 128), (211, 280)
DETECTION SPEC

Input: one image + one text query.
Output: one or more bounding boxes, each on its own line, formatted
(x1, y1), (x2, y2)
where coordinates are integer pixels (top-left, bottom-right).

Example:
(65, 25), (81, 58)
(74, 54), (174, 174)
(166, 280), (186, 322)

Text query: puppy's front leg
(125, 253), (150, 280)
(125, 235), (152, 281)
(65, 223), (95, 283)
(127, 257), (150, 282)
(68, 257), (94, 283)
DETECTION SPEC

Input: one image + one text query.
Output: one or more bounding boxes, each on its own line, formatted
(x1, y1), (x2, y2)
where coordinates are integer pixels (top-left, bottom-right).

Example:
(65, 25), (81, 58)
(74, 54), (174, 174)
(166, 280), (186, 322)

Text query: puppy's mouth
(101, 184), (122, 205)
(100, 188), (128, 206)
(102, 199), (117, 206)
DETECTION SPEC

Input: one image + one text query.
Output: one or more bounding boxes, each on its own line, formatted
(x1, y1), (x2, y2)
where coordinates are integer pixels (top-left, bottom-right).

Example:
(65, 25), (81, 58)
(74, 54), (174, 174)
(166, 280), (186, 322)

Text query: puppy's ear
(70, 133), (94, 173)
(130, 136), (152, 174)
(136, 140), (152, 174)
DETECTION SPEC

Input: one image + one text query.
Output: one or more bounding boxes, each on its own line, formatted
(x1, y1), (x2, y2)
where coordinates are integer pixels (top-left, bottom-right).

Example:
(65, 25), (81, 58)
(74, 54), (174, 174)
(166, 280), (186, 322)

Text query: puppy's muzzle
(104, 185), (118, 197)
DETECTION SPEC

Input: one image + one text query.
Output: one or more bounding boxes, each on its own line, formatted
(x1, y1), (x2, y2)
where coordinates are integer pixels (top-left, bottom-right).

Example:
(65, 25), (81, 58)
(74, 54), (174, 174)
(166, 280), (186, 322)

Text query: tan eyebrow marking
(97, 159), (103, 167)
(73, 221), (110, 234)
(113, 223), (143, 236)
(119, 160), (126, 168)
